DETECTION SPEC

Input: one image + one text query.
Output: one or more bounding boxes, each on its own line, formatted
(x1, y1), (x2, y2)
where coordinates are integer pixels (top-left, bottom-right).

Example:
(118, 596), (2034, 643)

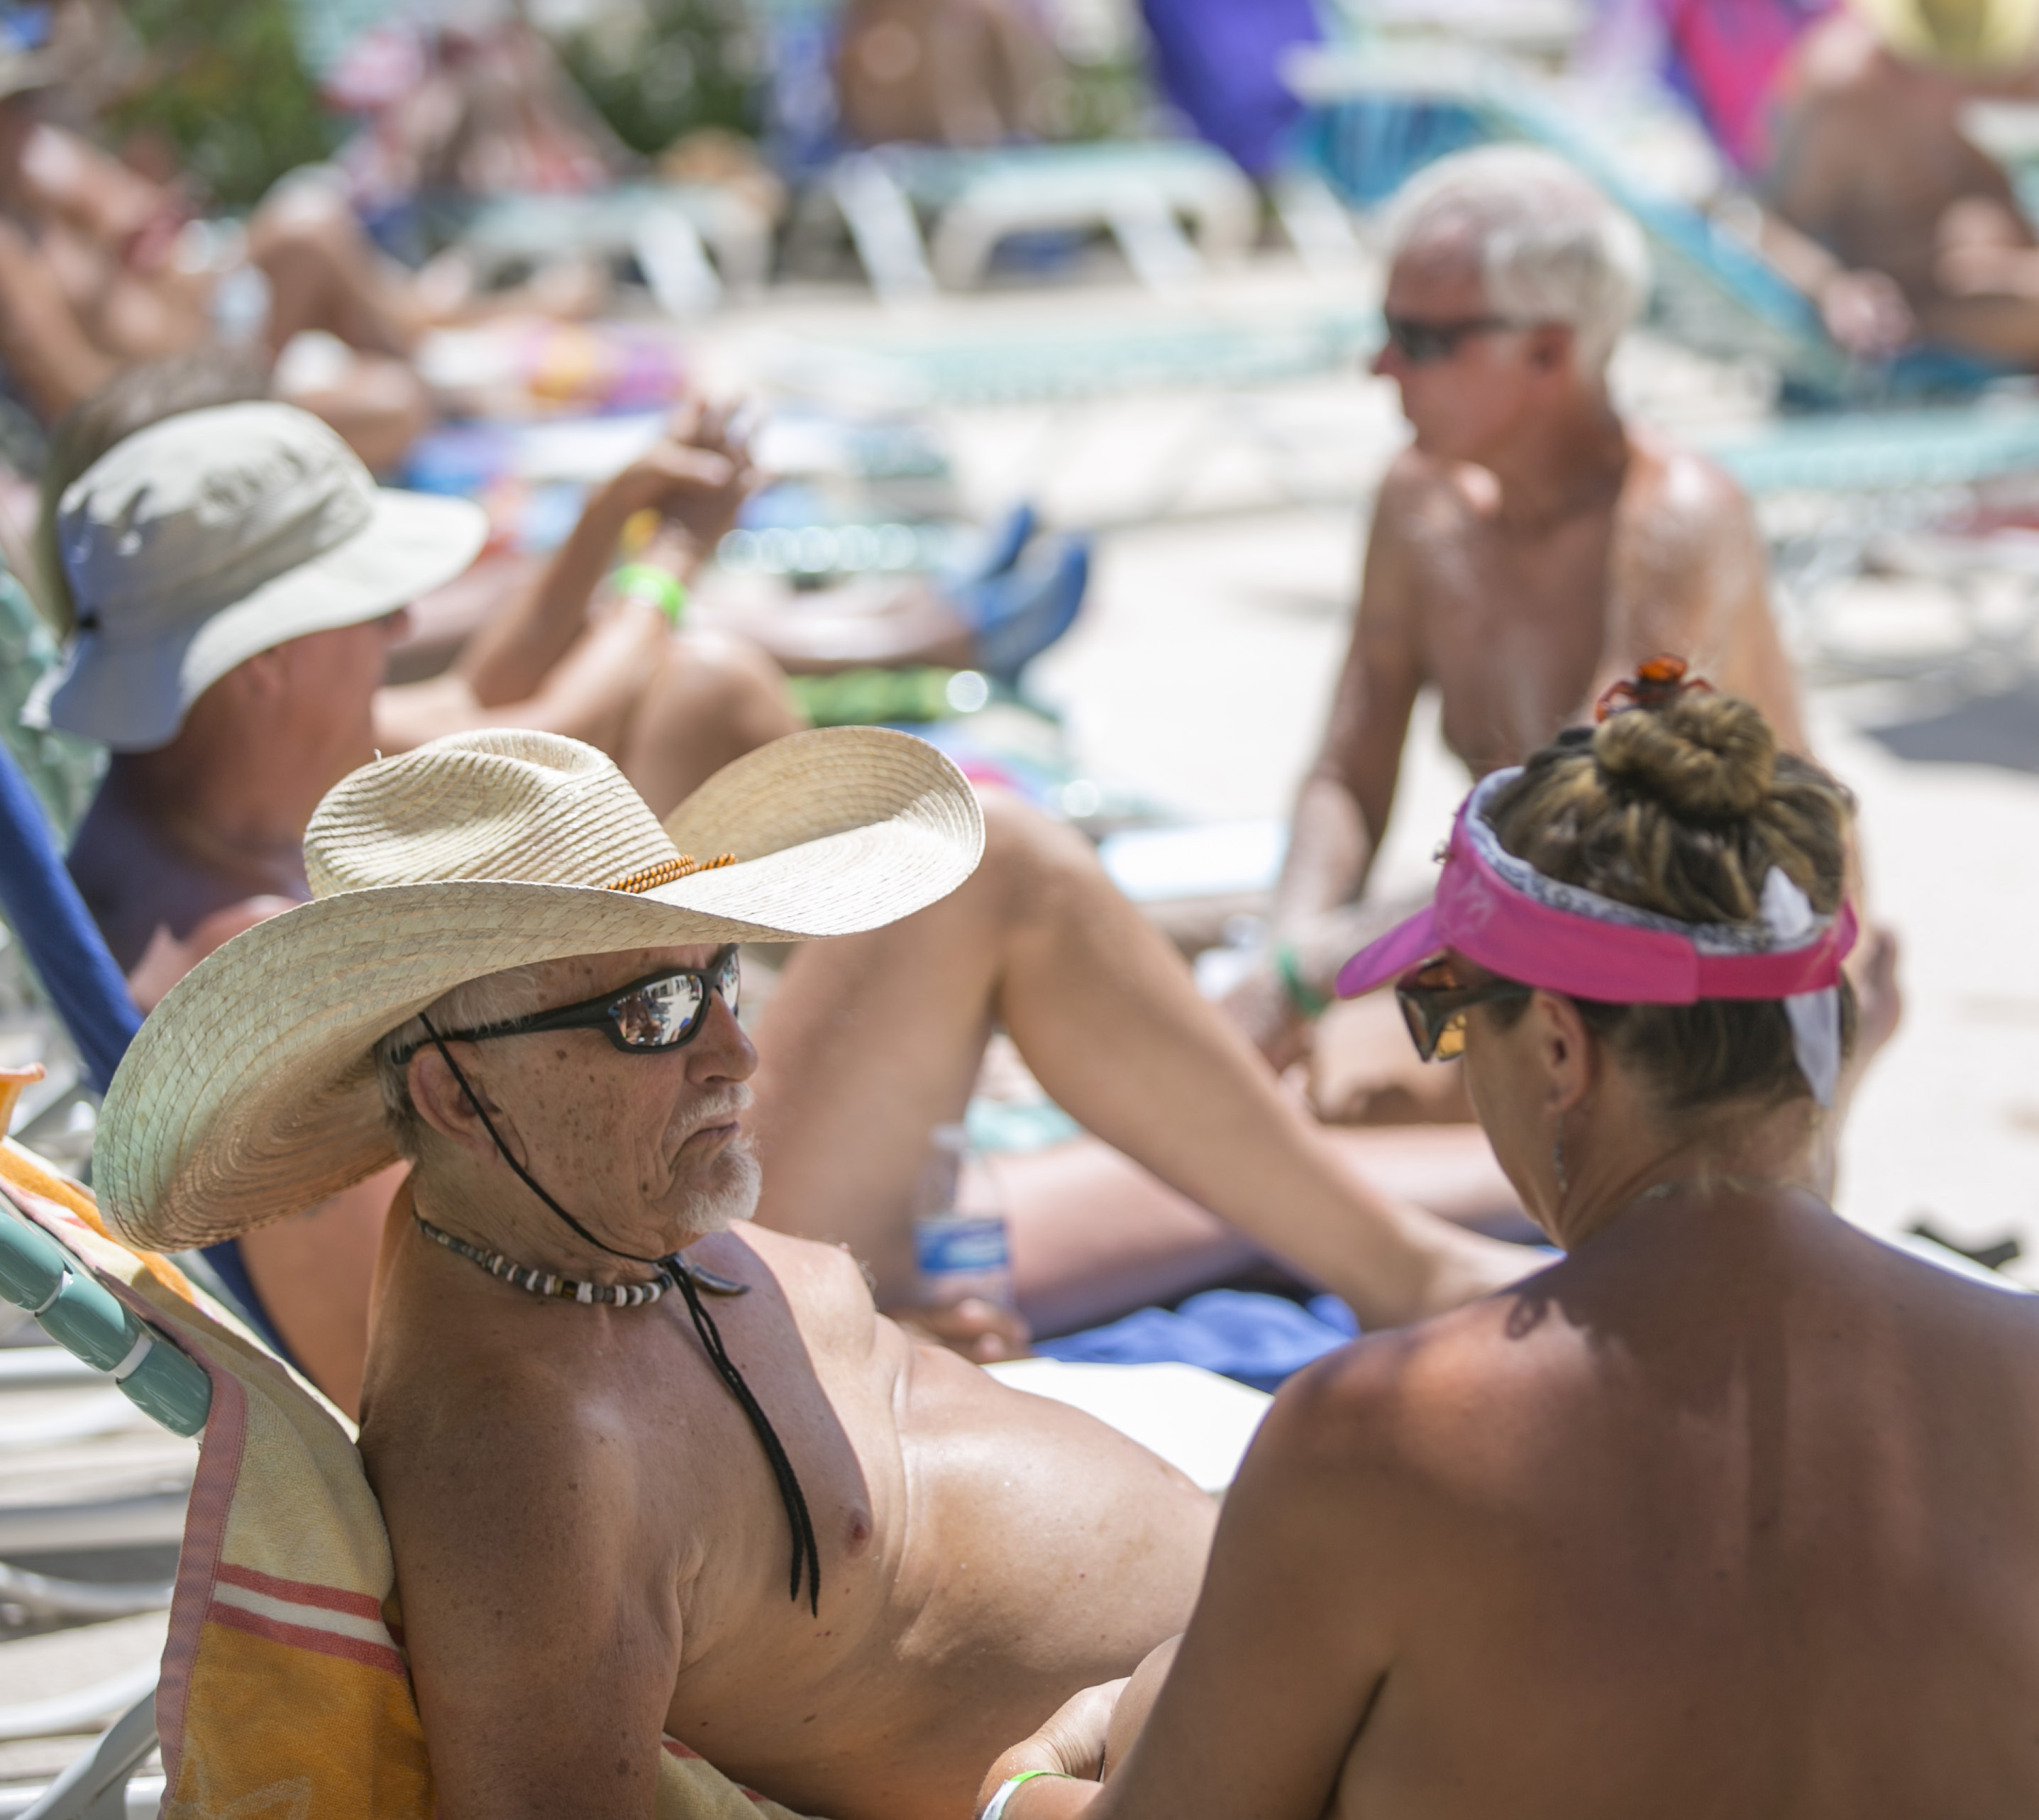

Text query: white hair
(375, 965), (553, 1162)
(1383, 146), (1652, 374)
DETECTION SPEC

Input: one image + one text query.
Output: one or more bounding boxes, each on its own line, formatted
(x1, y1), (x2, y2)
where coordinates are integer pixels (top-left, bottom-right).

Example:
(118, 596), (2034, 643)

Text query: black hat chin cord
(419, 1015), (820, 1615)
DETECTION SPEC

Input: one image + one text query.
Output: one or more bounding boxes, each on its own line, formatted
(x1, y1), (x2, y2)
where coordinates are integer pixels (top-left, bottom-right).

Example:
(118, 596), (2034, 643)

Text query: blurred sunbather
(985, 674), (2039, 1820)
(1223, 148), (1895, 1121)
(0, 42), (604, 470)
(836, 0), (1066, 147)
(1759, 0), (2039, 364)
(32, 390), (1524, 1407)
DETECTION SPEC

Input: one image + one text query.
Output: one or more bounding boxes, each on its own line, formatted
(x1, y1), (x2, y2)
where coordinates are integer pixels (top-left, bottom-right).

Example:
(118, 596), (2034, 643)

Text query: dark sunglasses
(1380, 313), (1530, 366)
(1393, 958), (1532, 1061)
(398, 948), (741, 1061)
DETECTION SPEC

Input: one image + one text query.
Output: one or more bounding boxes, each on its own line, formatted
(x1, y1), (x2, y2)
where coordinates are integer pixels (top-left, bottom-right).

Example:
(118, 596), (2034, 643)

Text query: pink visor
(1335, 769), (1858, 1005)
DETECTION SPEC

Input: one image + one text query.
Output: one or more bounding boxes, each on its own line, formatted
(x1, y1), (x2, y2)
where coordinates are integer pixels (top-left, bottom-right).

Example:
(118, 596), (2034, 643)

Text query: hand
(1818, 268), (1915, 359)
(1219, 959), (1315, 1073)
(889, 1296), (1034, 1363)
(977, 1677), (1127, 1815)
(616, 399), (760, 553)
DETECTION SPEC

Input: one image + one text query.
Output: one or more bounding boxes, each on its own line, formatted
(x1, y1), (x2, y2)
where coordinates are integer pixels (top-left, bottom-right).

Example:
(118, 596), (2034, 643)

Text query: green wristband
(611, 563), (688, 626)
(981, 1770), (1071, 1820)
(1273, 942), (1331, 1020)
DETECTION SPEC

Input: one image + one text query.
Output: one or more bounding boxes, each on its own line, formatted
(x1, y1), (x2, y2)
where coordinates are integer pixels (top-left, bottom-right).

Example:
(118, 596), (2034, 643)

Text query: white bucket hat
(23, 401), (488, 751)
(95, 724), (985, 1253)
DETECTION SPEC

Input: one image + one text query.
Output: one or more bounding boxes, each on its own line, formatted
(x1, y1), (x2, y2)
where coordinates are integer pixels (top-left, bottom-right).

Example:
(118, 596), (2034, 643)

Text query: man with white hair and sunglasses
(1222, 146), (1893, 1112)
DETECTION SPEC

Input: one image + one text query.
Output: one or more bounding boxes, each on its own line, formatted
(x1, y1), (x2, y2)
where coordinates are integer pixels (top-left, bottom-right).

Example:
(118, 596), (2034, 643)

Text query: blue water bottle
(912, 1123), (1014, 1309)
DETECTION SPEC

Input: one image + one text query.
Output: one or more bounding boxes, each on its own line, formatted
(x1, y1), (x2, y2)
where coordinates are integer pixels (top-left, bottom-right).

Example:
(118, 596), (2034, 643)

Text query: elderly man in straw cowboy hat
(96, 722), (1405, 1819)
(1760, 0), (2039, 366)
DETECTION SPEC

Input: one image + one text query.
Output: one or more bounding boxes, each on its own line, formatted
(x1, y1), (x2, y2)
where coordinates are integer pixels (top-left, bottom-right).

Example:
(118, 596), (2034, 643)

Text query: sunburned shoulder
(1371, 447), (1485, 544)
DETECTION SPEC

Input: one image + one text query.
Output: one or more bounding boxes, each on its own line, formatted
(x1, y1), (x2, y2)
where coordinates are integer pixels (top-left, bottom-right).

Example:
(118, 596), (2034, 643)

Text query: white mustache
(673, 1083), (753, 1146)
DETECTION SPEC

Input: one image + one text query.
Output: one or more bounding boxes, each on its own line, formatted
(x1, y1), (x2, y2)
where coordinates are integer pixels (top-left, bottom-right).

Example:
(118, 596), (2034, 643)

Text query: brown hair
(36, 347), (270, 635)
(1481, 678), (1856, 1114)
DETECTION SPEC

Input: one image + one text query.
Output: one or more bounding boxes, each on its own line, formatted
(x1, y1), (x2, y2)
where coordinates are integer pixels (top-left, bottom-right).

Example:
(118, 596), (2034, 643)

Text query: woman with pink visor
(976, 665), (2039, 1820)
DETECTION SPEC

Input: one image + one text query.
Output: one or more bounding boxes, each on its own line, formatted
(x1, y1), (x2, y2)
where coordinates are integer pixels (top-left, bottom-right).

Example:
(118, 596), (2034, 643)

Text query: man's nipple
(842, 1509), (873, 1557)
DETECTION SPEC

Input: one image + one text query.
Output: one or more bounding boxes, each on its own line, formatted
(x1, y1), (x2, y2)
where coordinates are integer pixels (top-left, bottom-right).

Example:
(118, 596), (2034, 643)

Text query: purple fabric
(1137, 0), (1323, 177)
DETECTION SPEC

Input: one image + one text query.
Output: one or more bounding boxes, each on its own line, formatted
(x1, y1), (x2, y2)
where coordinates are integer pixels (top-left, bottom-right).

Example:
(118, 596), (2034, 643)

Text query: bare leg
(749, 793), (1531, 1330)
(248, 182), (426, 359)
(280, 353), (433, 475)
(617, 627), (809, 818)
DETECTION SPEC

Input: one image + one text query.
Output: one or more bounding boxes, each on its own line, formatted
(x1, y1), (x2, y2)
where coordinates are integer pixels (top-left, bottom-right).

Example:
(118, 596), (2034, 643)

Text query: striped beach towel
(1, 1139), (816, 1819)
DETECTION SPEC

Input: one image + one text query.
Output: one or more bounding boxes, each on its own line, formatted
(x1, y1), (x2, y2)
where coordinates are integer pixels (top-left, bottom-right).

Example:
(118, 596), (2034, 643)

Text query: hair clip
(1594, 653), (1713, 722)
(603, 852), (739, 894)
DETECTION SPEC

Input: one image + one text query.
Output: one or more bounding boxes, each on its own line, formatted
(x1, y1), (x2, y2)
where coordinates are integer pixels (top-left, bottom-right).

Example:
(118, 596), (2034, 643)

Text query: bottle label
(913, 1214), (1010, 1277)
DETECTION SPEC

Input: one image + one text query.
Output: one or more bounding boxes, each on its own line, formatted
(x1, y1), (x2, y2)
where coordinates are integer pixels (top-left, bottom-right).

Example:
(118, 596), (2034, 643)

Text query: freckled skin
(360, 946), (1216, 1820)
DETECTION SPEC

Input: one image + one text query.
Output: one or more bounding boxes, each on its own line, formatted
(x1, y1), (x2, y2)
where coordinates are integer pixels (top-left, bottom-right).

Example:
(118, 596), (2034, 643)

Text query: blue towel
(1038, 1289), (1360, 1394)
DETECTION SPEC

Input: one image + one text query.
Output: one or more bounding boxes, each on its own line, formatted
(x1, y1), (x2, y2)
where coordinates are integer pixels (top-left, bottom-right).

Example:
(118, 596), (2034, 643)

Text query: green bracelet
(611, 563), (688, 627)
(981, 1770), (1071, 1820)
(1273, 942), (1331, 1020)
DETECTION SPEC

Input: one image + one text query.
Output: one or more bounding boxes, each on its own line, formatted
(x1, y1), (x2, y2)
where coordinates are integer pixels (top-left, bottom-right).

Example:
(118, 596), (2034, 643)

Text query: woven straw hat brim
(96, 729), (984, 1253)
(26, 489), (489, 751)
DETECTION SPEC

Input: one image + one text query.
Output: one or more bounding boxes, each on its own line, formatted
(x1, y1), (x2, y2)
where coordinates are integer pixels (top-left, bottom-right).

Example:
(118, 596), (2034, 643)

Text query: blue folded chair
(0, 738), (291, 1359)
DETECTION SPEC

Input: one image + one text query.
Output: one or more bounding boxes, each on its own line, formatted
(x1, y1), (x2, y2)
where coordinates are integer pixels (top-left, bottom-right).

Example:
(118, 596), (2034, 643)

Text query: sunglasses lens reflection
(615, 974), (709, 1047)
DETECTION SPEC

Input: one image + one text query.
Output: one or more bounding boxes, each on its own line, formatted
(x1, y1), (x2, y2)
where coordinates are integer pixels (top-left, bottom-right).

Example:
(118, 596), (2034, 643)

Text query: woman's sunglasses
(1394, 959), (1532, 1061)
(399, 948), (741, 1061)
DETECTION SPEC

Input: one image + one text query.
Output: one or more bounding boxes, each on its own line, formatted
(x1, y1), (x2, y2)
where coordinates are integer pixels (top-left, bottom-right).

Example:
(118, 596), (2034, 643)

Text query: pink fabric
(1660, 0), (1834, 172)
(1336, 796), (1857, 1003)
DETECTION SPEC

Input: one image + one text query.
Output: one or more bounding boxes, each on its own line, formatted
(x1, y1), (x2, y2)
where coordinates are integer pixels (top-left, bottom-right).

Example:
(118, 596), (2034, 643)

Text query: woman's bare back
(1323, 1189), (2039, 1817)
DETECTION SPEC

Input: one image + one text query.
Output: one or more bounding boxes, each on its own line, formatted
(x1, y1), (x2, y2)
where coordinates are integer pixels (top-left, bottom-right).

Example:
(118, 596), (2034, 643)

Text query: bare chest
(1405, 507), (1617, 774)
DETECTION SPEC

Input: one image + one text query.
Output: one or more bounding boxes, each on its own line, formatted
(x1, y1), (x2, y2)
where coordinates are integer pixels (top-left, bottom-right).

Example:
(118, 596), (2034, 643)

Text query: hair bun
(1591, 689), (1774, 820)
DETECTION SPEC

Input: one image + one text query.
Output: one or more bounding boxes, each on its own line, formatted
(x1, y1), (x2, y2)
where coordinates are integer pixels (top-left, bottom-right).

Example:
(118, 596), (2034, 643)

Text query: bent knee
(969, 787), (1107, 919)
(661, 629), (802, 724)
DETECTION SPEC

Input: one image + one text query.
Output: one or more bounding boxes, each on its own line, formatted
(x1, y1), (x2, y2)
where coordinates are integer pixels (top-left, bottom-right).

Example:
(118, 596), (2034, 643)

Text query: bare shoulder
(1620, 432), (1758, 546)
(362, 1322), (643, 1521)
(1250, 1273), (1575, 1497)
(1372, 446), (1475, 540)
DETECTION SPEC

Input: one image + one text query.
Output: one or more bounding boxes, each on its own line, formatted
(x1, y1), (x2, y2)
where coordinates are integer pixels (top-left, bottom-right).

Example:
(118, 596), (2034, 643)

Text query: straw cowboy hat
(95, 724), (984, 1254)
(1852, 0), (2039, 67)
(24, 402), (488, 751)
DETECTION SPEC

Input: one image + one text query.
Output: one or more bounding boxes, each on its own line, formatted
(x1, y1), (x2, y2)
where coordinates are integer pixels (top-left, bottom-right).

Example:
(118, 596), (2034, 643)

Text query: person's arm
(377, 1396), (685, 1820)
(976, 1348), (1410, 1820)
(457, 402), (756, 707)
(1745, 205), (1916, 358)
(1222, 479), (1423, 1061)
(1749, 79), (1916, 358)
(0, 216), (114, 419)
(1273, 475), (1425, 935)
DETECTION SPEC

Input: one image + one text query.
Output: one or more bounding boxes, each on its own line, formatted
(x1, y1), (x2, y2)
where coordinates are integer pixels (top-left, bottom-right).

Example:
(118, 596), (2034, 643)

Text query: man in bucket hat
(97, 723), (1403, 1819)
